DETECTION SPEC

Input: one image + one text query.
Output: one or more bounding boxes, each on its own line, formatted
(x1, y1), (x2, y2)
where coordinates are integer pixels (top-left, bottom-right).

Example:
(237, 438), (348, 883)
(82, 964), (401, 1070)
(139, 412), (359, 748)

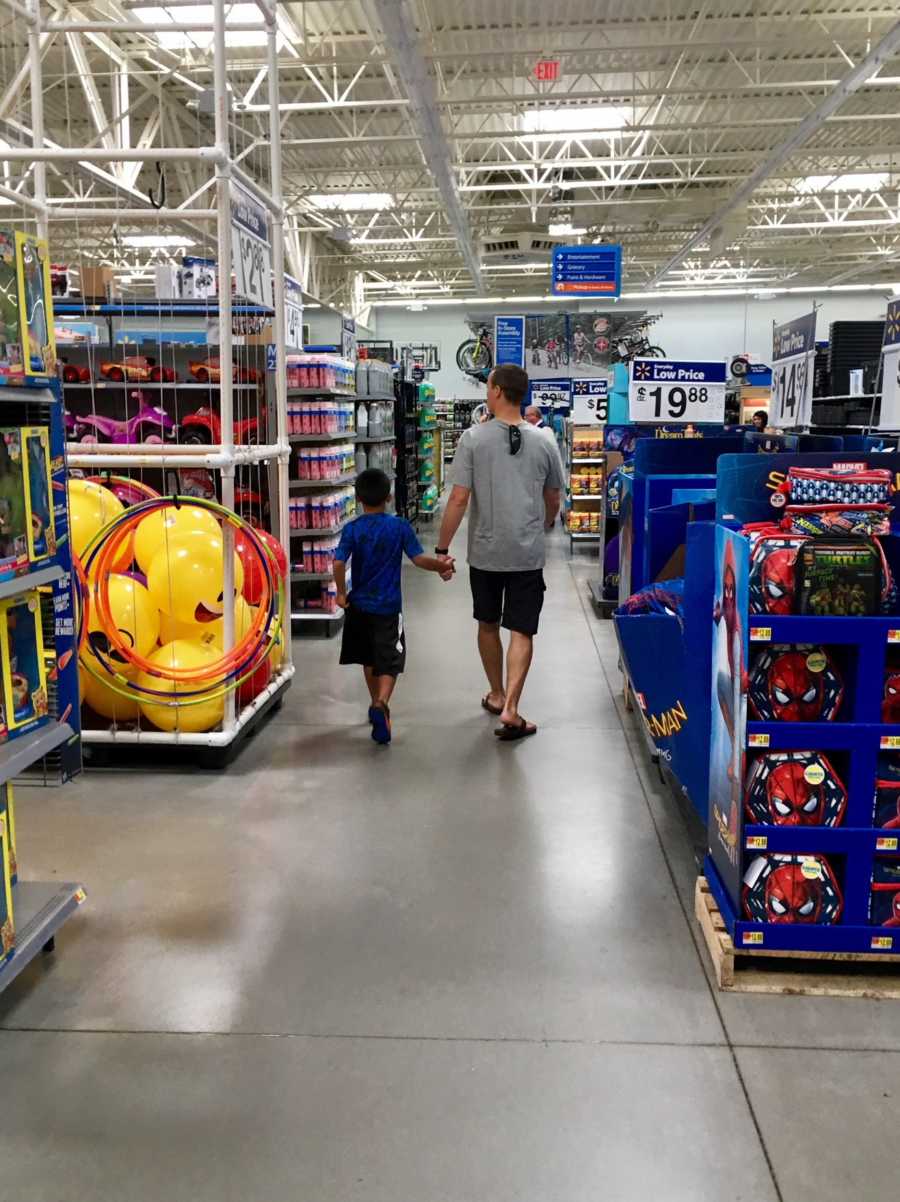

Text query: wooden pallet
(694, 876), (900, 999)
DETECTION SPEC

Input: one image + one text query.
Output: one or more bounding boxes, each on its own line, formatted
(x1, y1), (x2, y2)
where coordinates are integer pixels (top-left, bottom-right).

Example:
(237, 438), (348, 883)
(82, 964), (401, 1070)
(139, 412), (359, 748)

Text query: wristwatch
(435, 546), (449, 555)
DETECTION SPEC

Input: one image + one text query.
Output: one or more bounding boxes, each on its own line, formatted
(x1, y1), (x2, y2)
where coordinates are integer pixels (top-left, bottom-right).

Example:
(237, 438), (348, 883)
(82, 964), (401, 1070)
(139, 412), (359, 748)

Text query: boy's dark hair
(490, 363), (529, 408)
(355, 467), (392, 507)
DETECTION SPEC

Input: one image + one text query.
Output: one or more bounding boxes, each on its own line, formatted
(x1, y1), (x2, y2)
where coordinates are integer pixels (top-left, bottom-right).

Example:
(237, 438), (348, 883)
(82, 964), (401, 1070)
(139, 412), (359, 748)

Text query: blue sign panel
(494, 315), (525, 366)
(629, 358), (727, 424)
(551, 244), (622, 298)
(573, 378), (609, 398)
(884, 298), (900, 349)
(772, 312), (816, 361)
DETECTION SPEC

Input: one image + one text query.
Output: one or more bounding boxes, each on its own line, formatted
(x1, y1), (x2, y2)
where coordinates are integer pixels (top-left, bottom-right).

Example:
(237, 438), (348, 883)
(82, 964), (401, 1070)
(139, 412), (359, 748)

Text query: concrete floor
(2, 527), (900, 1200)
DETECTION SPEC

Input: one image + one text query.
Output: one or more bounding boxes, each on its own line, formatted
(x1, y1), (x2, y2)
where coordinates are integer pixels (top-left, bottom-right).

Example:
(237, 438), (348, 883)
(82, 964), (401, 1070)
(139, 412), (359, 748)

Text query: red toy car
(181, 405), (265, 446)
(99, 356), (175, 384)
(61, 360), (90, 384)
(189, 358), (260, 385)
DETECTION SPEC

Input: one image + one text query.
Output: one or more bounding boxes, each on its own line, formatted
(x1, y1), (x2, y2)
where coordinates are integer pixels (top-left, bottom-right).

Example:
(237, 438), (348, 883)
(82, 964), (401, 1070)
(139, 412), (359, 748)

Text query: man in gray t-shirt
(436, 364), (563, 740)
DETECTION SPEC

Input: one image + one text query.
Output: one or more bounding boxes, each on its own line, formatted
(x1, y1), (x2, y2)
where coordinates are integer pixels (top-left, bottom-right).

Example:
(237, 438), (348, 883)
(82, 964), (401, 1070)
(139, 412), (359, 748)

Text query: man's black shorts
(469, 566), (546, 636)
(340, 605), (406, 676)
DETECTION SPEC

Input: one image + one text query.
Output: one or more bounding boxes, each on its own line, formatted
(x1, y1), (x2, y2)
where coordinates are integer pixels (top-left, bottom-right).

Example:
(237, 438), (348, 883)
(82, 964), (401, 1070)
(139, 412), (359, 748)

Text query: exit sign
(534, 59), (559, 82)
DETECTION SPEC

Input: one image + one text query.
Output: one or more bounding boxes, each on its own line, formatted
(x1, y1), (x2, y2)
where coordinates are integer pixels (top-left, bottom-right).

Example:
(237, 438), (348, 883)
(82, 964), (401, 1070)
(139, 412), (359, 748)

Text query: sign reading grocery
(628, 358), (726, 424)
(551, 244), (622, 297)
(879, 298), (900, 430)
(493, 315), (525, 367)
(770, 311), (816, 429)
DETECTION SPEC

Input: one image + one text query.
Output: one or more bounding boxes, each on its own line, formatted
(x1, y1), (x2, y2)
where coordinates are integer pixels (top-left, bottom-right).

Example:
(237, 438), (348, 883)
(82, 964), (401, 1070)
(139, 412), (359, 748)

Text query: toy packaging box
(796, 538), (880, 616)
(0, 428), (28, 581)
(0, 812), (13, 961)
(0, 231), (23, 374)
(15, 233), (55, 377)
(21, 426), (55, 563)
(0, 783), (16, 884)
(0, 591), (48, 739)
(869, 857), (900, 927)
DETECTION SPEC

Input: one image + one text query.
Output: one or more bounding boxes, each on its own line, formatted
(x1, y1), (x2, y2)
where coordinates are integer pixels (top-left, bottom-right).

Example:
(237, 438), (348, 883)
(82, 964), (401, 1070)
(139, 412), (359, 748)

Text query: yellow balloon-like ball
(158, 596), (255, 650)
(79, 664), (140, 721)
(135, 639), (224, 733)
(68, 479), (125, 561)
(146, 529), (245, 626)
(133, 505), (221, 576)
(87, 573), (160, 666)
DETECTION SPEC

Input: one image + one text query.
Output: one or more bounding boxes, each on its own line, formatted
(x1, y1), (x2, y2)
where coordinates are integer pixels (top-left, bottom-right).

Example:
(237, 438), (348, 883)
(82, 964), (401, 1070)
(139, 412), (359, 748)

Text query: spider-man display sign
(870, 858), (900, 926)
(744, 751), (847, 827)
(749, 644), (843, 722)
(874, 755), (900, 827)
(743, 854), (843, 924)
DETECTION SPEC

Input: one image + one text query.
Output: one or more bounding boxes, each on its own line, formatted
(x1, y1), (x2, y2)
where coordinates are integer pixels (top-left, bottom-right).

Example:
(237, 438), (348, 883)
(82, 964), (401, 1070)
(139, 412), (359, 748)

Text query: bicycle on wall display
(456, 324), (493, 375)
(610, 315), (666, 364)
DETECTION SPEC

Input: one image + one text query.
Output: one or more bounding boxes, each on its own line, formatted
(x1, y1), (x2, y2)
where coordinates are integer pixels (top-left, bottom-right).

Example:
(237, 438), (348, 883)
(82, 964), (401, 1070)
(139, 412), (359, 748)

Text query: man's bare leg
(477, 620), (505, 710)
(375, 673), (397, 707)
(499, 631), (534, 729)
(364, 666), (378, 706)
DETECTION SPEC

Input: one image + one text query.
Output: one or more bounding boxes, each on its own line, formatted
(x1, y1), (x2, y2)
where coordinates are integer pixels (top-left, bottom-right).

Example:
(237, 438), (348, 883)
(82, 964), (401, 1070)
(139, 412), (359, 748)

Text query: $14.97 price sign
(770, 311), (816, 429)
(231, 184), (273, 308)
(628, 358), (726, 424)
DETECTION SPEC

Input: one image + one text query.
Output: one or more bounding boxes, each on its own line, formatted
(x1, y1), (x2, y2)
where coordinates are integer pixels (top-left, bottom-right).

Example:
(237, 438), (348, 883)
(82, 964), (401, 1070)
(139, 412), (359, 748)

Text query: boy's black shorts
(469, 566), (546, 636)
(340, 605), (406, 676)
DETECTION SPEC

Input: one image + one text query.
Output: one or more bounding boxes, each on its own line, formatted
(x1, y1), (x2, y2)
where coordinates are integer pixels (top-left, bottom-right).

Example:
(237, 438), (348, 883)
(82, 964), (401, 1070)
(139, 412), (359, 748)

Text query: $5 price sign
(628, 358), (726, 424)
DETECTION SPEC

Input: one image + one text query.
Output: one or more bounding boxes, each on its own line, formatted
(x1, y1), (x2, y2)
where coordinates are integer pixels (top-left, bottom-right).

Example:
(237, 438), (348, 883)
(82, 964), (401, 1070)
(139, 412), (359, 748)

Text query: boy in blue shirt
(334, 468), (454, 744)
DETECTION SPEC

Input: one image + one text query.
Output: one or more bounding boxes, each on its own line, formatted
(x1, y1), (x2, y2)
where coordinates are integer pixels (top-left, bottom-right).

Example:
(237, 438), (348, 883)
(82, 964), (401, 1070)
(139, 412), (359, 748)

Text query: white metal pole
(27, 0), (47, 241)
(0, 147), (223, 162)
(266, 12), (293, 672)
(212, 0), (236, 736)
(45, 207), (218, 221)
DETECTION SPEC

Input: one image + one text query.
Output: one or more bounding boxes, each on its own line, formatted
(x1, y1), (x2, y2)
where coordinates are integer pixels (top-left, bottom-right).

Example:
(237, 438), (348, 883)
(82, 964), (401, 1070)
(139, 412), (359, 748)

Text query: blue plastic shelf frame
(707, 488), (900, 954)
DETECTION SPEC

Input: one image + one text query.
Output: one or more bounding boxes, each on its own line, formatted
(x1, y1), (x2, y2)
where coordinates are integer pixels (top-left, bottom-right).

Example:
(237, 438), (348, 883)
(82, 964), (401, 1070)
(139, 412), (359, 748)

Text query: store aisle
(2, 529), (900, 1200)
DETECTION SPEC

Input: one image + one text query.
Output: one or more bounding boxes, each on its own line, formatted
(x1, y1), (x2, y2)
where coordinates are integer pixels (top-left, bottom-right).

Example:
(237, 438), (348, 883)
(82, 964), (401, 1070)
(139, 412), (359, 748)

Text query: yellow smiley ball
(133, 504), (221, 576)
(158, 596), (255, 649)
(145, 530), (245, 626)
(87, 573), (160, 667)
(68, 479), (125, 561)
(79, 663), (140, 722)
(135, 639), (224, 733)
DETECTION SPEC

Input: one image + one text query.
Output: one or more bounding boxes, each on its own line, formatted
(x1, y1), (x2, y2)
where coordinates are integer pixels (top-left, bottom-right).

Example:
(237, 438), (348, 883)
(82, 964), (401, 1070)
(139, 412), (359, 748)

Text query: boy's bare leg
(363, 666), (378, 705)
(374, 673), (397, 707)
(477, 620), (505, 709)
(499, 631), (534, 726)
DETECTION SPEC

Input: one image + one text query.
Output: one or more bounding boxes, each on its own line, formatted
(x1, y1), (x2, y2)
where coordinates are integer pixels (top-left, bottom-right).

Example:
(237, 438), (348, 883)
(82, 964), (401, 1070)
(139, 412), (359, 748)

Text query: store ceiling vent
(480, 232), (562, 264)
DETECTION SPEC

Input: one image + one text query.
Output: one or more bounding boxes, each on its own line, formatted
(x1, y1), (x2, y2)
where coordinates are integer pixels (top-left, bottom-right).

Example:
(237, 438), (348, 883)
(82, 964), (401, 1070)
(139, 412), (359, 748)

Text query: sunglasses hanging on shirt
(508, 425), (522, 456)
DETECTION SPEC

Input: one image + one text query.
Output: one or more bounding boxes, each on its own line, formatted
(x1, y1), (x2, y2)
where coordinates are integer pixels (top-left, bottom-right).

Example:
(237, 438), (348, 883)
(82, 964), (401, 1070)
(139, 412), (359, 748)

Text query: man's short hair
(524, 405), (541, 419)
(490, 363), (529, 409)
(355, 467), (391, 507)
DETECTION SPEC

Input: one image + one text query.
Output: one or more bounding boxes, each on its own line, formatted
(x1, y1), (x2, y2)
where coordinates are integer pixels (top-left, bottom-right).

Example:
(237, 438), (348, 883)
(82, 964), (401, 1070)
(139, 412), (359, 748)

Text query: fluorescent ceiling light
(798, 172), (889, 193)
(308, 192), (394, 212)
(121, 234), (196, 248)
(548, 223), (587, 236)
(132, 5), (265, 50)
(521, 106), (626, 134)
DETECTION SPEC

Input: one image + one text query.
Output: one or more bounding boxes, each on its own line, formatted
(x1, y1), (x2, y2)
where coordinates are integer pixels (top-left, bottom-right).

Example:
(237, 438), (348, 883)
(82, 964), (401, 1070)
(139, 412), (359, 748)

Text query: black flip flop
(494, 718), (537, 741)
(481, 696), (504, 716)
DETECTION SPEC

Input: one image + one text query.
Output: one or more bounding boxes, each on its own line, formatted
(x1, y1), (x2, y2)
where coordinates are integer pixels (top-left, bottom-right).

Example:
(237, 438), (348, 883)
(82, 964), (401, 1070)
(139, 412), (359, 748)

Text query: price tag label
(74, 887), (87, 904)
(748, 732), (770, 747)
(742, 931), (764, 946)
(750, 626), (772, 642)
(746, 835), (768, 850)
(876, 837), (899, 851)
(888, 629), (900, 644)
(872, 935), (894, 950)
(628, 358), (726, 424)
(284, 274), (303, 351)
(531, 379), (572, 411)
(572, 377), (609, 424)
(881, 735), (900, 750)
(771, 312), (816, 429)
(231, 183), (273, 308)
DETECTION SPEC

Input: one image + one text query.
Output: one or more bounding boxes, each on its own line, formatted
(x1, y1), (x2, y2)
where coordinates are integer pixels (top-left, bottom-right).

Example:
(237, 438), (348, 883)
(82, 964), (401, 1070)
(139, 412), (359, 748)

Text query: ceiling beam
(651, 19), (900, 285)
(365, 0), (483, 290)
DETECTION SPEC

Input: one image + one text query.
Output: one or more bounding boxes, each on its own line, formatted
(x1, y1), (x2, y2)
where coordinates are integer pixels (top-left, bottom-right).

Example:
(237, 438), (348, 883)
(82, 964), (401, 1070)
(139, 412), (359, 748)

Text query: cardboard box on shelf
(78, 266), (121, 301)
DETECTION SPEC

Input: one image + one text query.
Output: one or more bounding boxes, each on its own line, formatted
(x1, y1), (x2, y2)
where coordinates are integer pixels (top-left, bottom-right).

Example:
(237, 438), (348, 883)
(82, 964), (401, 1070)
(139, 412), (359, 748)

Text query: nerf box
(0, 231), (22, 373)
(0, 812), (13, 962)
(21, 426), (55, 564)
(0, 428), (28, 581)
(869, 856), (900, 927)
(0, 591), (48, 740)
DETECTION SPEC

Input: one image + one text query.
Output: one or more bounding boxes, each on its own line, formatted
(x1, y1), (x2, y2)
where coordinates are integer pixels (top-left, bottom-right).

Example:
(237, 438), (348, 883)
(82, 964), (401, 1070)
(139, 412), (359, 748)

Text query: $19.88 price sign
(231, 184), (273, 308)
(628, 358), (726, 424)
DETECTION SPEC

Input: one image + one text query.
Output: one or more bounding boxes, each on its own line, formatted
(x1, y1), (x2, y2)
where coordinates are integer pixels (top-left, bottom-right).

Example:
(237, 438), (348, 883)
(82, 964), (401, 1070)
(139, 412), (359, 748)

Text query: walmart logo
(634, 361), (653, 379)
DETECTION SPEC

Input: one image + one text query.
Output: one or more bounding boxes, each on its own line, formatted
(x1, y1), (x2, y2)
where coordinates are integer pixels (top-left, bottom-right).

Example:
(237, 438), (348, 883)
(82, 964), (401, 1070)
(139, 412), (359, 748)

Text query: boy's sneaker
(368, 705), (377, 726)
(371, 702), (391, 745)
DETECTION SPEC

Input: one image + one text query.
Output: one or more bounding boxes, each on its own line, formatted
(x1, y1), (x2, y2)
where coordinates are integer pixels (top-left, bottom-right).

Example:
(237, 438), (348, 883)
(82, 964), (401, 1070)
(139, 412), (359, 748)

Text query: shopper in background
(436, 364), (564, 741)
(524, 404), (565, 469)
(334, 468), (454, 745)
(751, 409), (769, 432)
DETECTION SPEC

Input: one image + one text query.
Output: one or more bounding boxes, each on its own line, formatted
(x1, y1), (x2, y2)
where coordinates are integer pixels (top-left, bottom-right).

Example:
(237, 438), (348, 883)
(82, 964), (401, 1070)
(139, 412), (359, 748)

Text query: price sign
(530, 378), (571, 411)
(284, 273), (303, 351)
(628, 358), (726, 423)
(230, 184), (273, 308)
(770, 312), (816, 429)
(572, 377), (609, 423)
(879, 299), (900, 430)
